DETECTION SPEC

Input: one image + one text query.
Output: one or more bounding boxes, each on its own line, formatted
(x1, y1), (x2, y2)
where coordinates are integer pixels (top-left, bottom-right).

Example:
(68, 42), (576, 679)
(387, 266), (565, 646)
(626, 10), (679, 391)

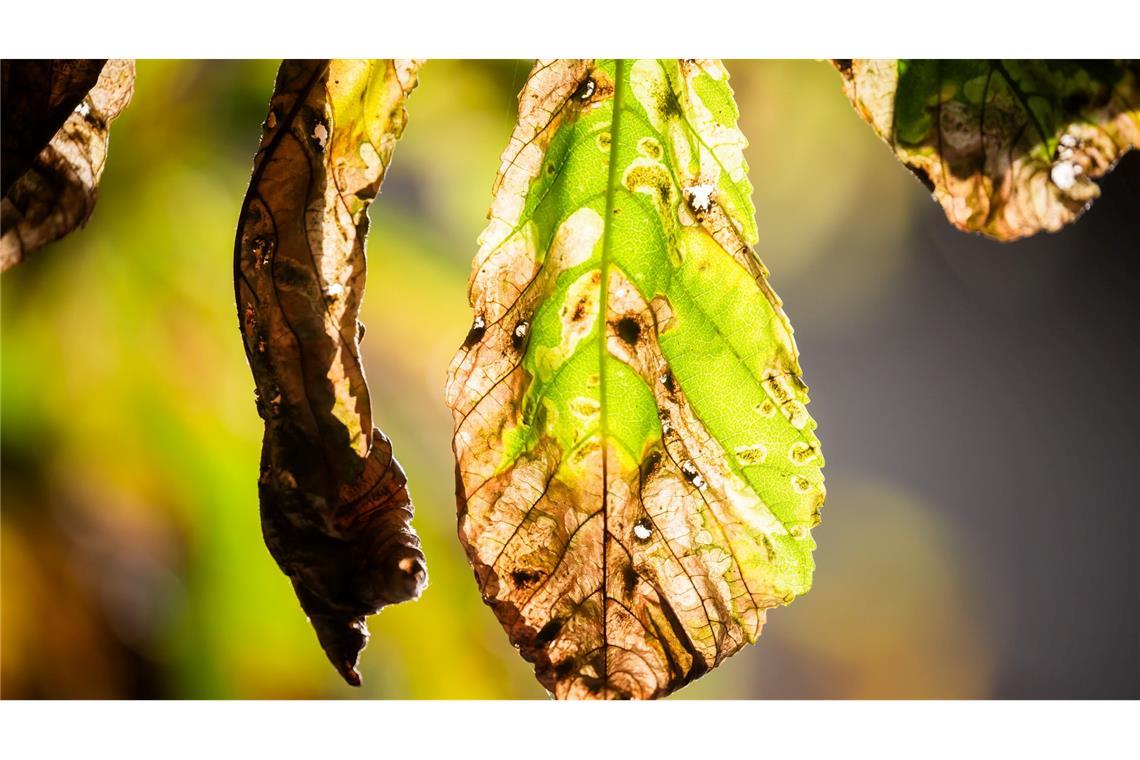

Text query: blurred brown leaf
(234, 59), (427, 686)
(1, 59), (106, 194)
(1, 59), (134, 270)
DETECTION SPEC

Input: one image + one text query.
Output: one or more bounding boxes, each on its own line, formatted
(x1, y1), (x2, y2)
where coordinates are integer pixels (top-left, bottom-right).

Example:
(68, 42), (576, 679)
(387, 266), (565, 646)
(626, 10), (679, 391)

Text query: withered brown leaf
(234, 59), (427, 686)
(1, 59), (133, 271)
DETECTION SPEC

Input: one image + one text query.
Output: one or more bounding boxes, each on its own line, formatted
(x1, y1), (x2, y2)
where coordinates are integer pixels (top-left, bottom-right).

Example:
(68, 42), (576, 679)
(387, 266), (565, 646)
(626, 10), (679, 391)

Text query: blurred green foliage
(1, 60), (992, 698)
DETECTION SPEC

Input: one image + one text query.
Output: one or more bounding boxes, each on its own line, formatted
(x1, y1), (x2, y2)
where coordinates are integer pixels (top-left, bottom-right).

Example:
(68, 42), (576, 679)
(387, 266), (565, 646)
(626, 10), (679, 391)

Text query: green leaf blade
(447, 59), (824, 699)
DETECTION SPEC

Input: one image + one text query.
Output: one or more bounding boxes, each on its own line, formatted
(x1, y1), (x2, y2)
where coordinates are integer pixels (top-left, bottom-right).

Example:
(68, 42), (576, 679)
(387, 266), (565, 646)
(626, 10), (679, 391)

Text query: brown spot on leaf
(641, 450), (662, 477)
(571, 297), (588, 322)
(535, 618), (563, 646)
(623, 564), (638, 597)
(510, 568), (542, 588)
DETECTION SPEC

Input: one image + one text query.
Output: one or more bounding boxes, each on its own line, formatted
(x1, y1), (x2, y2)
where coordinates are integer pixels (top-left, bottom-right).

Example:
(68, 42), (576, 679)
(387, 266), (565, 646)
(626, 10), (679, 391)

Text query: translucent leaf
(234, 59), (427, 686)
(446, 59), (825, 699)
(1, 60), (133, 270)
(835, 59), (1140, 241)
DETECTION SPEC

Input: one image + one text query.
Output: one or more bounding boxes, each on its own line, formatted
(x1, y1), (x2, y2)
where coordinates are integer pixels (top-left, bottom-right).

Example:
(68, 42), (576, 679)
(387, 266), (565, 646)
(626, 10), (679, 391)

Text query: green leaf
(234, 59), (427, 686)
(446, 59), (825, 699)
(835, 59), (1140, 241)
(1, 60), (133, 270)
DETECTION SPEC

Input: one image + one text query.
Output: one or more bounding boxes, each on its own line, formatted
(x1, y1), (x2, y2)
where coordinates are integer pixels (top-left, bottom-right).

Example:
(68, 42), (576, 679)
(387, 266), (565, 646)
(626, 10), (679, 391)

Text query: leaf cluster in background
(1, 59), (134, 270)
(835, 59), (1140, 241)
(233, 59), (427, 685)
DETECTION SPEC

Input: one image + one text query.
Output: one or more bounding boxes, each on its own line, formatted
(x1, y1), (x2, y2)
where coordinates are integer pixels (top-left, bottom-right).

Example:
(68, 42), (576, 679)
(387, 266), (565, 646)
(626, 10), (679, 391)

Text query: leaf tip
(308, 612), (369, 687)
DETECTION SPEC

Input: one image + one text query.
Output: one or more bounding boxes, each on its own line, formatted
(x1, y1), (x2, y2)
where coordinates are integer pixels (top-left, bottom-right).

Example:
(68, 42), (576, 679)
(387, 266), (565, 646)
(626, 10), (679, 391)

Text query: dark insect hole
(511, 319), (529, 351)
(573, 76), (596, 102)
(511, 569), (542, 588)
(463, 316), (487, 348)
(616, 316), (641, 345)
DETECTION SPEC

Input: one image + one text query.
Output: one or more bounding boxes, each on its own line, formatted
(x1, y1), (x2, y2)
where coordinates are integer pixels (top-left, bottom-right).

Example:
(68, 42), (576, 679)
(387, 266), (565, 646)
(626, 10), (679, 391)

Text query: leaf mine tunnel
(234, 59), (427, 686)
(446, 59), (826, 699)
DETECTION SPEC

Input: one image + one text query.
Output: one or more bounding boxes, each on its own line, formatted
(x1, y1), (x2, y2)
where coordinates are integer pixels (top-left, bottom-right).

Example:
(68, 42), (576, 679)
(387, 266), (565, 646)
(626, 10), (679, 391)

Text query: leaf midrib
(595, 57), (628, 695)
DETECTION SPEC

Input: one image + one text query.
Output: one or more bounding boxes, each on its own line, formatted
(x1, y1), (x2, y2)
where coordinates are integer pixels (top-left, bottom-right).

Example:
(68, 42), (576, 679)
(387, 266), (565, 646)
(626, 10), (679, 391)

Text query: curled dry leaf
(835, 59), (1140, 241)
(446, 59), (825, 699)
(1, 59), (134, 271)
(234, 59), (427, 686)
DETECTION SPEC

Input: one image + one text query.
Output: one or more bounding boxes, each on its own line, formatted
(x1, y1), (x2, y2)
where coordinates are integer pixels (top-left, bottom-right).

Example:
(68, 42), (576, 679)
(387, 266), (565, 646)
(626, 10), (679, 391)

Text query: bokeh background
(2, 60), (1137, 699)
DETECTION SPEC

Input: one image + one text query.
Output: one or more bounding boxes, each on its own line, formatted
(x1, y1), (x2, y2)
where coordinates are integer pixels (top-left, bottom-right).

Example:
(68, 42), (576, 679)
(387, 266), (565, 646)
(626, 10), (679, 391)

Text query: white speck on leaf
(680, 460), (706, 489)
(686, 182), (715, 212)
(1051, 161), (1078, 190)
(313, 123), (329, 148)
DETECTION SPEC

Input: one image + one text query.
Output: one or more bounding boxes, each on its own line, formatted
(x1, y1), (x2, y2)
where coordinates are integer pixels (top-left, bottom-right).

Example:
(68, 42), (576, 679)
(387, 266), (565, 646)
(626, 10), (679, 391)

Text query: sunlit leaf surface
(234, 59), (427, 685)
(446, 59), (825, 699)
(835, 59), (1140, 241)
(1, 59), (133, 270)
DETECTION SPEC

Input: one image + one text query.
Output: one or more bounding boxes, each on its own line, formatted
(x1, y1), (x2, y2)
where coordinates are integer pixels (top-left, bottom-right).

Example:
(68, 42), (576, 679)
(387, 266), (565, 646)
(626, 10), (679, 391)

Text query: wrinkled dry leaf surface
(1, 59), (133, 271)
(234, 59), (427, 685)
(446, 59), (825, 699)
(836, 59), (1140, 241)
